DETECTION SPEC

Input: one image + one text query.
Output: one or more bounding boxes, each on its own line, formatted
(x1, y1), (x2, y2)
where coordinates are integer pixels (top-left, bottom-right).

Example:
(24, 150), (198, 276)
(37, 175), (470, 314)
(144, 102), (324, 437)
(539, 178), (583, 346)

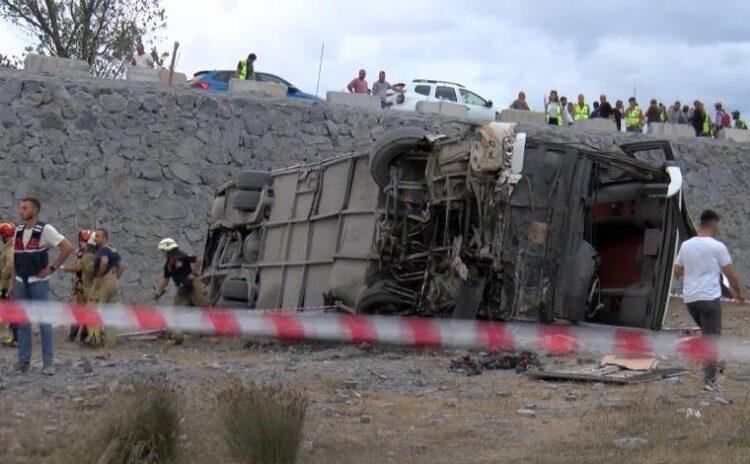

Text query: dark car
(189, 70), (321, 101)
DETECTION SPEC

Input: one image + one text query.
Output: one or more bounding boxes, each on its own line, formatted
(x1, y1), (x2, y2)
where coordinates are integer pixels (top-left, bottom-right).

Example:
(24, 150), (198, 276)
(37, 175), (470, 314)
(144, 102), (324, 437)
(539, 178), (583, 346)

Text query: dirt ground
(1, 300), (749, 463)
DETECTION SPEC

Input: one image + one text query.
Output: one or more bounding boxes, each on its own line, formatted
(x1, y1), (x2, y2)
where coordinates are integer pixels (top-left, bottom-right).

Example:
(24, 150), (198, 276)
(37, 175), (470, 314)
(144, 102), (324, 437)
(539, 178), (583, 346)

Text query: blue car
(190, 70), (320, 101)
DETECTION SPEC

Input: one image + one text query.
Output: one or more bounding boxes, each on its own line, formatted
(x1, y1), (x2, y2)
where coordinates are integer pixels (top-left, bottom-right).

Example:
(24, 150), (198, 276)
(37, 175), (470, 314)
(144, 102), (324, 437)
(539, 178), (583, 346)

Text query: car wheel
(236, 170), (271, 191)
(242, 232), (261, 264)
(234, 190), (261, 211)
(221, 278), (249, 302)
(355, 281), (409, 314)
(370, 127), (429, 189)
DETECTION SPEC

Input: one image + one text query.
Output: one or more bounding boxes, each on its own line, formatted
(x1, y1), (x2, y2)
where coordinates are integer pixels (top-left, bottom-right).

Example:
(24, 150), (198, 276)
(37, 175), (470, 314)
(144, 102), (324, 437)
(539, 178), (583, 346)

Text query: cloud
(3, 0), (749, 115)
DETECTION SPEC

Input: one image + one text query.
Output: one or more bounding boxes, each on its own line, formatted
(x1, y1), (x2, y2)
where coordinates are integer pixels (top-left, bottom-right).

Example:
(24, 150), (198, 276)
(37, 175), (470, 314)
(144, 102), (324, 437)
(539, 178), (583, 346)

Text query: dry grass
(218, 383), (309, 464)
(65, 381), (182, 464)
(526, 393), (750, 464)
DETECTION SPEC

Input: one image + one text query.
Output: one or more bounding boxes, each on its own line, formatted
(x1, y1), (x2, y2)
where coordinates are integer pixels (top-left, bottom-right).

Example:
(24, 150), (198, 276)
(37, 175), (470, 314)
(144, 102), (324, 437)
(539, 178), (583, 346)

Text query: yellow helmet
(158, 238), (179, 252)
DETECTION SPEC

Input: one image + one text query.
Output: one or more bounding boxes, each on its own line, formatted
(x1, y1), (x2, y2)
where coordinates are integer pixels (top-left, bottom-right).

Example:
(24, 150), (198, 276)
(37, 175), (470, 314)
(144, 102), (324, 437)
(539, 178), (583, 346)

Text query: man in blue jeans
(8, 198), (74, 375)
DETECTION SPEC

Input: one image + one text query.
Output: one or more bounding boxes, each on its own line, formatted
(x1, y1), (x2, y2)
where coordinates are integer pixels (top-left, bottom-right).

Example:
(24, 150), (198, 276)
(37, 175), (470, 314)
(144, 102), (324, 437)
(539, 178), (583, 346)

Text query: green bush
(218, 384), (309, 464)
(71, 381), (182, 464)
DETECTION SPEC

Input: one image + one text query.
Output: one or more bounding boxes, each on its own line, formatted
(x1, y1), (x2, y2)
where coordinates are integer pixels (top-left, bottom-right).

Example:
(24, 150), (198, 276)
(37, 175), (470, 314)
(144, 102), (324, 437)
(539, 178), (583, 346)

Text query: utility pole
(315, 42), (325, 98)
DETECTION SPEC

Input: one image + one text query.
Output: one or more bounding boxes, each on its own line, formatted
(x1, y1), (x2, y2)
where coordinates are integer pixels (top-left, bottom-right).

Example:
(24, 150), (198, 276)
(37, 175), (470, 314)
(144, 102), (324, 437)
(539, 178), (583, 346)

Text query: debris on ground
(613, 437), (649, 450)
(449, 351), (538, 376)
(526, 363), (688, 384)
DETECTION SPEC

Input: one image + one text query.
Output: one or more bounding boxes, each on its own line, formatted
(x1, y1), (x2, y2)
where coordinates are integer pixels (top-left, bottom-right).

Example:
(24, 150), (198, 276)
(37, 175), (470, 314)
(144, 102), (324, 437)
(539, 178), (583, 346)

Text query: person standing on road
(545, 90), (562, 126)
(613, 100), (624, 131)
(733, 110), (748, 130)
(510, 91), (530, 111)
(237, 53), (257, 80)
(673, 210), (746, 389)
(624, 97), (644, 133)
(371, 71), (391, 108)
(0, 222), (17, 347)
(562, 98), (575, 126)
(10, 198), (74, 375)
(154, 238), (207, 344)
(668, 101), (687, 124)
(347, 69), (369, 94)
(573, 94), (590, 121)
(598, 95), (612, 120)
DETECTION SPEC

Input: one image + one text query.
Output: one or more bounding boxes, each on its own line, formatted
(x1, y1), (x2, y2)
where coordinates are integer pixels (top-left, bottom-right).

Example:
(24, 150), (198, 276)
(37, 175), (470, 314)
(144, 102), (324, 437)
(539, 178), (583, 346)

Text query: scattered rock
(360, 414), (372, 424)
(516, 408), (536, 417)
(613, 437), (649, 450)
(712, 396), (731, 405)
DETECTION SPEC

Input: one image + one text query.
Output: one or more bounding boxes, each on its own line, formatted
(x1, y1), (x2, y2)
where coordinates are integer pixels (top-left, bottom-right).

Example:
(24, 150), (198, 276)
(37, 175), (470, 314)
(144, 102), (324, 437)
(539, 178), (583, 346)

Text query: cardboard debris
(601, 355), (659, 371)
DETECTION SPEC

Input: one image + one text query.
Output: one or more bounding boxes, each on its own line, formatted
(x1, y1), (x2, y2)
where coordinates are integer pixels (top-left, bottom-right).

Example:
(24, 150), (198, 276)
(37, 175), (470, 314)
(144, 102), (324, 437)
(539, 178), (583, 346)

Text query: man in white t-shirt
(131, 42), (155, 69)
(673, 209), (746, 388)
(9, 198), (74, 375)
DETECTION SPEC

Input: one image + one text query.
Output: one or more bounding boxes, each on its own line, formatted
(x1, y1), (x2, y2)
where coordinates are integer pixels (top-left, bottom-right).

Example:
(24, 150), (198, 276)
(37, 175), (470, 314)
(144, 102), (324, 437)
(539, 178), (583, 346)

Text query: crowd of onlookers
(511, 90), (748, 137)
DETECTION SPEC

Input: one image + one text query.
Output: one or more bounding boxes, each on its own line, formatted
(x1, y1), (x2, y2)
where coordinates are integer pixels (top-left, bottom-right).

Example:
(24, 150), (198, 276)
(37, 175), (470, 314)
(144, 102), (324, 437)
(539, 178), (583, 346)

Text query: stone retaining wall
(1, 68), (749, 302)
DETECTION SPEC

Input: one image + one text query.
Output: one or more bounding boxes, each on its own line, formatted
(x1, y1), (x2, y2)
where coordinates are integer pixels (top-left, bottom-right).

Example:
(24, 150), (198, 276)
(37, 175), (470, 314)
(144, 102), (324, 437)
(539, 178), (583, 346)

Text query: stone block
(647, 123), (695, 138)
(326, 91), (381, 111)
(499, 109), (546, 124)
(574, 118), (617, 133)
(718, 128), (750, 142)
(416, 101), (469, 120)
(229, 79), (287, 98)
(125, 66), (187, 85)
(24, 54), (90, 78)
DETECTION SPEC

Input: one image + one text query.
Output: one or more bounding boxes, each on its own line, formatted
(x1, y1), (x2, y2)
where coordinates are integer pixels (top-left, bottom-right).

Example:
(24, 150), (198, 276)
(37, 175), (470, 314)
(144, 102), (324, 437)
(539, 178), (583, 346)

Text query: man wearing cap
(154, 238), (207, 344)
(10, 198), (74, 375)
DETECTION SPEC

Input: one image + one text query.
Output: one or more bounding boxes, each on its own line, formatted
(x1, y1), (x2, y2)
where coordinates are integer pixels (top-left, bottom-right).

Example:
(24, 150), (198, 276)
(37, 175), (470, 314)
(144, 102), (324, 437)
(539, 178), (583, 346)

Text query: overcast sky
(2, 0), (749, 114)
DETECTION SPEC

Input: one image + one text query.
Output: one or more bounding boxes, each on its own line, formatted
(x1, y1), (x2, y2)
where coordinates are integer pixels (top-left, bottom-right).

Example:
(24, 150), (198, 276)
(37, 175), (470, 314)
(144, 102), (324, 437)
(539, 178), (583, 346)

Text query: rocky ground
(0, 300), (749, 463)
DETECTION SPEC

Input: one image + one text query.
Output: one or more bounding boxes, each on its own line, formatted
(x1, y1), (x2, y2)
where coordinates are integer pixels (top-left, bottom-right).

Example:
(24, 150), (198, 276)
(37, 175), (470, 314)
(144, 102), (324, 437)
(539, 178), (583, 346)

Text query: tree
(0, 0), (167, 77)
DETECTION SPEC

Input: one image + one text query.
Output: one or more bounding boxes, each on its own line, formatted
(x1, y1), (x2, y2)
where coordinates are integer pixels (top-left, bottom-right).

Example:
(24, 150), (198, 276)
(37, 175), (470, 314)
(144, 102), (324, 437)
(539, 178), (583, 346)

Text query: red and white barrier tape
(0, 301), (748, 364)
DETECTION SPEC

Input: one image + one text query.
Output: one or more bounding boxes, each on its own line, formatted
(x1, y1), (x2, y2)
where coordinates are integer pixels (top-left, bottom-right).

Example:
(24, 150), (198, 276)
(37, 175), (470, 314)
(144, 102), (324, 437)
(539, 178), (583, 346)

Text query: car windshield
(258, 73), (294, 89)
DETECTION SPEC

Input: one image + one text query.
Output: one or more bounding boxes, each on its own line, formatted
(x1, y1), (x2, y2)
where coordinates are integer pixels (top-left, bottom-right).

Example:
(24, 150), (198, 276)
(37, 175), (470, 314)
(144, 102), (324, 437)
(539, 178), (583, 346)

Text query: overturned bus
(201, 123), (692, 330)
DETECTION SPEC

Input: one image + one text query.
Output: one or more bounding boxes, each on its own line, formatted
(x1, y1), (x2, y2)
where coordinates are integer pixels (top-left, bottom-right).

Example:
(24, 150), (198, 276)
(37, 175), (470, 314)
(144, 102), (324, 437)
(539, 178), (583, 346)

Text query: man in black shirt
(598, 94), (612, 119)
(154, 238), (207, 307)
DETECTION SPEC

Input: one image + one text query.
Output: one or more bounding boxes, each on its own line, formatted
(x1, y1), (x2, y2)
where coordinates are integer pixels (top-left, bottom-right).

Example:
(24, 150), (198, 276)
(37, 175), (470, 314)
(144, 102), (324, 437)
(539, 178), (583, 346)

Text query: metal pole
(315, 42), (324, 98)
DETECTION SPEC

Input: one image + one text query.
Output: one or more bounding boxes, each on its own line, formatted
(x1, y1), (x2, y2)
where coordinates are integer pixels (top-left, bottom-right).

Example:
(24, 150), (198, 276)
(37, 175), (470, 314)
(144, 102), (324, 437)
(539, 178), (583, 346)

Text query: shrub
(218, 384), (308, 464)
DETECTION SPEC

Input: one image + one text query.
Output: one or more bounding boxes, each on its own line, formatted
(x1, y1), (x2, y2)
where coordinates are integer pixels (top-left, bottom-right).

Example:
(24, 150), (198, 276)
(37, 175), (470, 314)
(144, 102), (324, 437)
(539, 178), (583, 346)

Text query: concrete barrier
(126, 66), (187, 85)
(229, 79), (287, 98)
(574, 118), (617, 133)
(326, 91), (382, 110)
(23, 54), (90, 78)
(416, 100), (469, 120)
(647, 123), (695, 139)
(499, 109), (546, 124)
(718, 128), (750, 142)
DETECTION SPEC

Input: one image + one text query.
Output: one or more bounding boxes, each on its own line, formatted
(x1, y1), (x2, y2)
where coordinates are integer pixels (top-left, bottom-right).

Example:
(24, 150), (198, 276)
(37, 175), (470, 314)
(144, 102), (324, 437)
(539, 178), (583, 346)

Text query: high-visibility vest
(702, 111), (711, 135)
(625, 106), (642, 129)
(659, 109), (667, 122)
(573, 103), (590, 121)
(546, 103), (563, 126)
(736, 117), (747, 130)
(238, 59), (254, 80)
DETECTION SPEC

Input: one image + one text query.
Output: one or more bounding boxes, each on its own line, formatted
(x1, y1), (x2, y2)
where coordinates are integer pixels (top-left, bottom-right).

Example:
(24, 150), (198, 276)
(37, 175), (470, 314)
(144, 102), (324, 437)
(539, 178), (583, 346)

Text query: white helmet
(87, 232), (97, 246)
(158, 238), (179, 252)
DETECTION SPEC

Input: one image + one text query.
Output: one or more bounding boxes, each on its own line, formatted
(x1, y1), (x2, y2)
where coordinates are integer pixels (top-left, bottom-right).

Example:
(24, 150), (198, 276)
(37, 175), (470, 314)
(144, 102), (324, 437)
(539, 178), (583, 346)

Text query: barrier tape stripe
(1, 301), (748, 364)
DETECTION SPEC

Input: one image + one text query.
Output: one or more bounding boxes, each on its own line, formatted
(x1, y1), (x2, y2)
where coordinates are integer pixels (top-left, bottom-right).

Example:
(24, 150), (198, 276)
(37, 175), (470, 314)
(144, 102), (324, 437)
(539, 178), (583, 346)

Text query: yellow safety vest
(625, 106), (642, 129)
(546, 102), (563, 126)
(737, 117), (748, 130)
(702, 111), (711, 135)
(238, 59), (254, 80)
(574, 103), (590, 121)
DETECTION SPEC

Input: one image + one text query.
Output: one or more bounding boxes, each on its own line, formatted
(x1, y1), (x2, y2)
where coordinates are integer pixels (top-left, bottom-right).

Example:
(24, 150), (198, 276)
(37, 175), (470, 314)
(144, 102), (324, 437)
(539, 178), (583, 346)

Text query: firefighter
(88, 228), (124, 346)
(61, 229), (96, 342)
(153, 238), (207, 344)
(0, 222), (18, 347)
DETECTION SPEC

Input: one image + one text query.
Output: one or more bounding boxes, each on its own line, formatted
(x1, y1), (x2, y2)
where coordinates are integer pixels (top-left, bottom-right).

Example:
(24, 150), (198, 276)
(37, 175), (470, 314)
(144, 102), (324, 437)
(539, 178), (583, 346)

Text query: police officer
(0, 222), (17, 347)
(154, 238), (207, 344)
(236, 53), (257, 80)
(61, 229), (96, 341)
